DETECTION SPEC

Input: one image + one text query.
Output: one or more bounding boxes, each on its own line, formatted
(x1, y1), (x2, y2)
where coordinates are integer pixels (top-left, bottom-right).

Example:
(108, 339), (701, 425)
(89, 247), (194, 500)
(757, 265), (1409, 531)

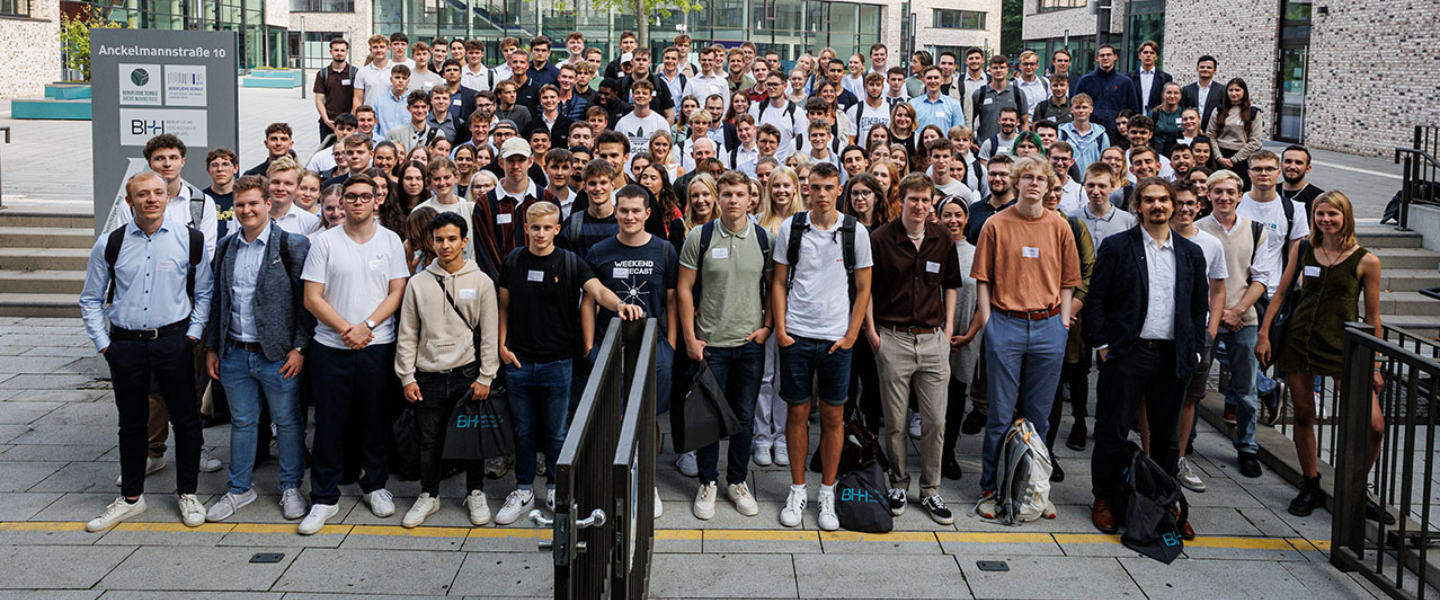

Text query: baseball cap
(500, 137), (531, 159)
(621, 52), (634, 65)
(492, 119), (519, 134)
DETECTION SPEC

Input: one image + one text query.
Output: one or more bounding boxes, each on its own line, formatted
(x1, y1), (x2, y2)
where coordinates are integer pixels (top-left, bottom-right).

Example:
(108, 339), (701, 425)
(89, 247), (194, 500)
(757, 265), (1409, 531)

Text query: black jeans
(1090, 343), (1186, 503)
(107, 333), (202, 498)
(1046, 360), (1091, 449)
(309, 343), (396, 506)
(846, 338), (884, 435)
(943, 380), (969, 458)
(414, 363), (486, 496)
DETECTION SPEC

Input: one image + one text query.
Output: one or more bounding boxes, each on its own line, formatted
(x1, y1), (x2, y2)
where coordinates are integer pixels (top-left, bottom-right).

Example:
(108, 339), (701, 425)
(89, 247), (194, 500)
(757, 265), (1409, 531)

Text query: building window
(1038, 0), (1086, 12)
(291, 0), (354, 13)
(933, 8), (985, 30)
(0, 0), (29, 17)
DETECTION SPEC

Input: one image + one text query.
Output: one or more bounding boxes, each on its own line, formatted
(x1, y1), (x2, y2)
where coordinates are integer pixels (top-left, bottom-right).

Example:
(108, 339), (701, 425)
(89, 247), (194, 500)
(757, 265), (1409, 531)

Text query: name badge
(711, 247), (729, 259)
(459, 288), (477, 299)
(341, 79), (352, 86)
(1304, 265), (1322, 278)
(497, 213), (513, 224)
(983, 97), (994, 105)
(158, 261), (177, 272)
(369, 258), (386, 271)
(1022, 246), (1040, 259)
(527, 270), (544, 282)
(612, 267), (630, 279)
(925, 261), (940, 273)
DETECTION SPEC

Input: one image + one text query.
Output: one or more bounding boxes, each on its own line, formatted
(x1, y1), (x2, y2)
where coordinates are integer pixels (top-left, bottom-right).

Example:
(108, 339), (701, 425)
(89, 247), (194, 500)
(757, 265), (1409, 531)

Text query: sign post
(90, 29), (239, 234)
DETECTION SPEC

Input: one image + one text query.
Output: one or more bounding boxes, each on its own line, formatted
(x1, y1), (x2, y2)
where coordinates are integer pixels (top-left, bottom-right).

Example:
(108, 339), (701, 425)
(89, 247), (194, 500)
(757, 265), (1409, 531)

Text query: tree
(1001, 0), (1023, 56)
(58, 5), (122, 81)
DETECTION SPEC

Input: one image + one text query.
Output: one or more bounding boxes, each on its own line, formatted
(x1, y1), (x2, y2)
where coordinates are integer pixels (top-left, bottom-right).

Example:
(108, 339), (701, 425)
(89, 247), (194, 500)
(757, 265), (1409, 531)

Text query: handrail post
(1332, 328), (1373, 566)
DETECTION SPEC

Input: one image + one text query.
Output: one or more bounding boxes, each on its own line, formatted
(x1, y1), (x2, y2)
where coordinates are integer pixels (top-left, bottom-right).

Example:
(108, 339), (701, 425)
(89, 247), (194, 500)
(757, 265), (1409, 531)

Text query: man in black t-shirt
(205, 149), (239, 246)
(1280, 145), (1324, 215)
(493, 201), (640, 526)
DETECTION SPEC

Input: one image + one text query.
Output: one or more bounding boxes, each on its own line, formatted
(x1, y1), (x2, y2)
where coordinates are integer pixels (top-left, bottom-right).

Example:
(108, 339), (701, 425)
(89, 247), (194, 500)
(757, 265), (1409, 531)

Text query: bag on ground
(1121, 441), (1188, 564)
(672, 360), (742, 453)
(835, 458), (894, 533)
(444, 386), (515, 461)
(809, 411), (887, 475)
(993, 419), (1056, 524)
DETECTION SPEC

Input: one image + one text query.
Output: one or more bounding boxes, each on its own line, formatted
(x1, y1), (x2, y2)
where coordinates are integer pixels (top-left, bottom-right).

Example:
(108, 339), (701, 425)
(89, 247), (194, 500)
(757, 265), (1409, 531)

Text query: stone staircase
(2, 207), (1439, 329)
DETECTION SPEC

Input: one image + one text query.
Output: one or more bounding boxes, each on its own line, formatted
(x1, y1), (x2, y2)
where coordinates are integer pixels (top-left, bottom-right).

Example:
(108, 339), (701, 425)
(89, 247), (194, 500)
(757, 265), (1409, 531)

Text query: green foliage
(58, 5), (122, 81)
(1001, 0), (1023, 56)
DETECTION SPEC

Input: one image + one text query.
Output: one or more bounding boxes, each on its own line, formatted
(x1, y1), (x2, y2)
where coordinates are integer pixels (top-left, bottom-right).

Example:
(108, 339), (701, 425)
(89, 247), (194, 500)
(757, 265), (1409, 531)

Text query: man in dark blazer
(1129, 40), (1173, 112)
(1083, 177), (1208, 539)
(1180, 55), (1224, 131)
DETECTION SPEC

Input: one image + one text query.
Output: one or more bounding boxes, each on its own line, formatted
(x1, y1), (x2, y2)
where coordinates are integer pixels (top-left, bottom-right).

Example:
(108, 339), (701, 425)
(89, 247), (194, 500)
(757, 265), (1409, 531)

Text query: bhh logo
(1162, 532), (1181, 547)
(839, 488), (882, 504)
(130, 120), (165, 136)
(454, 414), (502, 429)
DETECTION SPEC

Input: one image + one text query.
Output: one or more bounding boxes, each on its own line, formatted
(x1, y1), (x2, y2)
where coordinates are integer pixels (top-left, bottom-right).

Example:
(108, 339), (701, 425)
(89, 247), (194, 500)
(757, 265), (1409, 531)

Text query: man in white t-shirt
(1169, 183), (1228, 493)
(771, 163), (873, 532)
(353, 35), (396, 109)
(1235, 150), (1307, 296)
(750, 72), (800, 161)
(928, 138), (971, 198)
(614, 79), (668, 155)
(295, 174), (411, 535)
(844, 72), (891, 145)
(1048, 141), (1085, 215)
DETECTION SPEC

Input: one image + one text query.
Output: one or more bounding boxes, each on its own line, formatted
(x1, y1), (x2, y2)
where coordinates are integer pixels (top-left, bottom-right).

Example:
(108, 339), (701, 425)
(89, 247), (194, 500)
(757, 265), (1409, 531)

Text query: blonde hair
(683, 173), (718, 231)
(466, 170), (500, 202)
(526, 200), (559, 221)
(1309, 191), (1358, 251)
(759, 166), (803, 232)
(1010, 155), (1057, 192)
(265, 156), (302, 179)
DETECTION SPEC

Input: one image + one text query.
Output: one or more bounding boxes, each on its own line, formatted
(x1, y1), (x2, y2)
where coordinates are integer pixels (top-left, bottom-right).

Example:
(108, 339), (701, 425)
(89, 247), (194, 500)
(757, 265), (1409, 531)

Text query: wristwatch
(364, 318), (377, 329)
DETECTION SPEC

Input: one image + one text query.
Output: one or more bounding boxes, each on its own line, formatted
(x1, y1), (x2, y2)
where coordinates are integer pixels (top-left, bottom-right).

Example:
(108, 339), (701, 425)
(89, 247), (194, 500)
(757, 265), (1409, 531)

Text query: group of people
(79, 31), (1391, 539)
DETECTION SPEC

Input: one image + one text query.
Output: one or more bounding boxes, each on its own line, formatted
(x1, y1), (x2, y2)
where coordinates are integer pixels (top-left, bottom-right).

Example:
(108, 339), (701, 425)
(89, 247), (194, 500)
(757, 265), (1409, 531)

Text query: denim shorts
(778, 335), (853, 406)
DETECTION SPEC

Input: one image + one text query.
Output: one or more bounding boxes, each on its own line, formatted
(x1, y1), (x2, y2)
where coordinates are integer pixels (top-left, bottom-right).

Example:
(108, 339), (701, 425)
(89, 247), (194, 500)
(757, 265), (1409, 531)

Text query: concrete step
(44, 84), (92, 100)
(0, 248), (90, 271)
(0, 270), (85, 294)
(1379, 291), (1440, 317)
(11, 98), (92, 120)
(1356, 225), (1423, 249)
(0, 207), (96, 230)
(0, 293), (79, 318)
(1381, 269), (1440, 292)
(1370, 247), (1440, 270)
(0, 226), (95, 249)
(241, 77), (300, 89)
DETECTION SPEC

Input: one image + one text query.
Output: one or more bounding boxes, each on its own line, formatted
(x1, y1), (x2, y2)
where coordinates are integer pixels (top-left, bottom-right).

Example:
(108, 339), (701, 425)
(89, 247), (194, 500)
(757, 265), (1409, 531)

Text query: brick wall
(1023, 0), (1099, 41)
(913, 0), (1002, 54)
(1305, 0), (1440, 157)
(0, 2), (62, 98)
(1164, 0), (1280, 120)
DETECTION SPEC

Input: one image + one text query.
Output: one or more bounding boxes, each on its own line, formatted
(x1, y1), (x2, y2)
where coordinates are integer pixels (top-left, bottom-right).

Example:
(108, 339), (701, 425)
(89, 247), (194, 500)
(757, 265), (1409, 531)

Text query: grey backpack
(994, 419), (1056, 525)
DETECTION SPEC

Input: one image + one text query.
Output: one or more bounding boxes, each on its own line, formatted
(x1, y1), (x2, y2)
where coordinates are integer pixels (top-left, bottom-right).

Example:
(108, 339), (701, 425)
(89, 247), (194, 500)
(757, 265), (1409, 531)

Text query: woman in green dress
(1256, 191), (1385, 519)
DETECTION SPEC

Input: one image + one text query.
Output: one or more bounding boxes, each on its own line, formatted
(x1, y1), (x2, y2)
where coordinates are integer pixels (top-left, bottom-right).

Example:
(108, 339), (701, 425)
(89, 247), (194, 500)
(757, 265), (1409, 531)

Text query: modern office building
(1021, 0), (1440, 158)
(0, 0), (999, 99)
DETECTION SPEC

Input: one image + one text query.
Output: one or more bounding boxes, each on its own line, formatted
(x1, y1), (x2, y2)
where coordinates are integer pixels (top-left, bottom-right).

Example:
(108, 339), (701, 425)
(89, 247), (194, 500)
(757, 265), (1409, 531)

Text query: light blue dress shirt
(373, 87), (411, 139)
(909, 93), (965, 133)
(79, 218), (213, 352)
(229, 222), (270, 343)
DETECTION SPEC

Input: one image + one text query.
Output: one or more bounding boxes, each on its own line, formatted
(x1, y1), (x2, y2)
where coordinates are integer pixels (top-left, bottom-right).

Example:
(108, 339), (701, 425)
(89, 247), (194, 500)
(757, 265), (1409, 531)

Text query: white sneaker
(1177, 457), (1207, 492)
(205, 489), (256, 522)
(298, 503), (339, 535)
(676, 452), (699, 477)
(280, 489), (308, 520)
(728, 482), (759, 517)
(363, 489), (395, 517)
(908, 411), (922, 439)
(546, 488), (556, 512)
(773, 444), (790, 466)
(115, 456), (166, 486)
(465, 490), (491, 526)
(86, 496), (146, 532)
(199, 448), (223, 473)
(654, 487), (664, 518)
(179, 494), (206, 527)
(494, 489), (534, 525)
(817, 489), (839, 531)
(779, 486), (806, 527)
(402, 494), (440, 528)
(693, 482), (718, 520)
(753, 445), (773, 467)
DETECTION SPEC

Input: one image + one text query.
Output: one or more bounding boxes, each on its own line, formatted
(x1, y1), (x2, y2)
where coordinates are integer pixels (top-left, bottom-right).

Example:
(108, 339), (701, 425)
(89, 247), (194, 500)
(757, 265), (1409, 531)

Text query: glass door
(1275, 45), (1307, 142)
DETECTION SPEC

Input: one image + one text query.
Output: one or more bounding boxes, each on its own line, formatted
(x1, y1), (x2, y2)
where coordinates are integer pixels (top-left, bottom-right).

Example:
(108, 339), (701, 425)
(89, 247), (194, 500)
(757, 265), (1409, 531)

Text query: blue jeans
(980, 313), (1067, 491)
(218, 342), (304, 495)
(1217, 326), (1260, 454)
(696, 342), (765, 486)
(778, 335), (853, 405)
(507, 359), (572, 488)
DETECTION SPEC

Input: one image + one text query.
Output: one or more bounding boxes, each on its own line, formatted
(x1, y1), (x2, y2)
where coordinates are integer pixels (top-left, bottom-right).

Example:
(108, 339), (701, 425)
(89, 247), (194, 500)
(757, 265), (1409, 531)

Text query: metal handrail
(1393, 125), (1440, 231)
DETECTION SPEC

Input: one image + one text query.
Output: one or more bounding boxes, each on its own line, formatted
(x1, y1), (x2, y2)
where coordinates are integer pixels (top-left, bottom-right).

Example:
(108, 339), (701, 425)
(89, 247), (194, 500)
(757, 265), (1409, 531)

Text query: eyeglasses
(342, 193), (376, 203)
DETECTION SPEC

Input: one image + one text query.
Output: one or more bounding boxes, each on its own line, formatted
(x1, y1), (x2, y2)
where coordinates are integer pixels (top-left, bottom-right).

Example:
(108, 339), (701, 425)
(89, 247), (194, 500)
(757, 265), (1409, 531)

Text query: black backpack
(835, 458), (892, 533)
(785, 211), (858, 302)
(105, 225), (204, 304)
(1120, 441), (1188, 564)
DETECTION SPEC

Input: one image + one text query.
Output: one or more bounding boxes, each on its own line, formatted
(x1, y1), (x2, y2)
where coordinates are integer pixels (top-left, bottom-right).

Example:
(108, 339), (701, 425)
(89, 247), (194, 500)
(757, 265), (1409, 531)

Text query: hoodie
(394, 258), (500, 387)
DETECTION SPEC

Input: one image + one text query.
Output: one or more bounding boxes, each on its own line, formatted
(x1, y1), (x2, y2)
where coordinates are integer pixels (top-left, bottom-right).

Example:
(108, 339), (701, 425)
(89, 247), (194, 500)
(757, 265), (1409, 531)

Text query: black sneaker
(887, 488), (907, 516)
(961, 409), (987, 435)
(1288, 475), (1324, 516)
(922, 495), (955, 525)
(1223, 404), (1237, 425)
(1365, 498), (1396, 525)
(942, 455), (964, 481)
(1065, 420), (1087, 451)
(1238, 452), (1262, 478)
(1049, 453), (1065, 483)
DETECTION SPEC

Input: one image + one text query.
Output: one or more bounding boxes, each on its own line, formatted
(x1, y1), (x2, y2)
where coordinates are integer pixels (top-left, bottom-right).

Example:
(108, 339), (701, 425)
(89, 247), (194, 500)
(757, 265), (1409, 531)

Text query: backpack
(809, 410), (887, 475)
(835, 458), (893, 533)
(992, 419), (1056, 525)
(755, 99), (799, 127)
(785, 211), (858, 302)
(693, 220), (771, 305)
(318, 64), (358, 89)
(105, 225), (204, 305)
(1120, 441), (1188, 564)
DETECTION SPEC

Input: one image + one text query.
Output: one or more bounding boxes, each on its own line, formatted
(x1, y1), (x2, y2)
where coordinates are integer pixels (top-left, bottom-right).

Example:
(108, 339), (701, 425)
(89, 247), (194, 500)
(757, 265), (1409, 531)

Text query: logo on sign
(130, 69), (149, 86)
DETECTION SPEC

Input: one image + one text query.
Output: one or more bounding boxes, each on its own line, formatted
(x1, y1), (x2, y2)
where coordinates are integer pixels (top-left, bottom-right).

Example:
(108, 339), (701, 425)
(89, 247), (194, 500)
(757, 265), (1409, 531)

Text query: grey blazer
(205, 222), (312, 362)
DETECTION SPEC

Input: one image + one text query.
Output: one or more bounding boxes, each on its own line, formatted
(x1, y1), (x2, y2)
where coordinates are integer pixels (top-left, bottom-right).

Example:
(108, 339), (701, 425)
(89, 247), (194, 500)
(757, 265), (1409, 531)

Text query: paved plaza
(0, 88), (1420, 598)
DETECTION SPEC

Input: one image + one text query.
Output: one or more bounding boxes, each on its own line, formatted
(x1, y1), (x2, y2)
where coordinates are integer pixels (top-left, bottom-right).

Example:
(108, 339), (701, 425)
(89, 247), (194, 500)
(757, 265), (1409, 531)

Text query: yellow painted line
(466, 528), (551, 540)
(1289, 538), (1331, 551)
(112, 522), (233, 534)
(1185, 536), (1294, 550)
(704, 529), (818, 542)
(229, 523), (351, 535)
(1054, 533), (1124, 545)
(937, 532), (1056, 544)
(655, 529), (702, 541)
(822, 531), (937, 543)
(0, 521), (88, 532)
(350, 524), (469, 538)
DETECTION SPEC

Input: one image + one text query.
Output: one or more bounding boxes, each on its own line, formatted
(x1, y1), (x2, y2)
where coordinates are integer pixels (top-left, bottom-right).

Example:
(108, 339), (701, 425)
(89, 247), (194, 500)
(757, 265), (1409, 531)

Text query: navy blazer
(1083, 226), (1209, 380)
(1180, 81), (1225, 132)
(204, 222), (313, 362)
(1130, 69), (1174, 112)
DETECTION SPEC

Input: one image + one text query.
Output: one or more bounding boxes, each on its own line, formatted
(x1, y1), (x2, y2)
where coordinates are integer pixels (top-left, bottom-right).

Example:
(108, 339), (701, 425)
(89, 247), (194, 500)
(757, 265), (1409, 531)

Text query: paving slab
(1184, 506), (1266, 537)
(30, 462), (169, 494)
(0, 543), (135, 589)
(0, 491), (61, 520)
(959, 555), (1144, 599)
(935, 531), (1066, 556)
(1120, 556), (1312, 600)
(0, 356), (89, 375)
(0, 400), (59, 423)
(95, 521), (234, 547)
(97, 593), (280, 600)
(339, 524), (470, 551)
(0, 374), (98, 390)
(702, 529), (823, 554)
(98, 545), (296, 591)
(450, 552), (554, 597)
(10, 425), (120, 447)
(792, 553), (967, 598)
(0, 424), (26, 444)
(218, 519), (354, 549)
(0, 443), (111, 462)
(272, 548), (466, 596)
(0, 460), (65, 491)
(0, 591), (102, 600)
(819, 530), (944, 554)
(649, 553), (798, 598)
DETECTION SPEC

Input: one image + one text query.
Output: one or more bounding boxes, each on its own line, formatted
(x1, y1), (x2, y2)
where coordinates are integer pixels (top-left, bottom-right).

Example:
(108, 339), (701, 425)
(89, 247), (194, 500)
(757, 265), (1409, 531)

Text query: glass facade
(1120, 0), (1164, 71)
(377, 0), (884, 68)
(1022, 37), (1094, 78)
(63, 0), (275, 69)
(1274, 0), (1311, 142)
